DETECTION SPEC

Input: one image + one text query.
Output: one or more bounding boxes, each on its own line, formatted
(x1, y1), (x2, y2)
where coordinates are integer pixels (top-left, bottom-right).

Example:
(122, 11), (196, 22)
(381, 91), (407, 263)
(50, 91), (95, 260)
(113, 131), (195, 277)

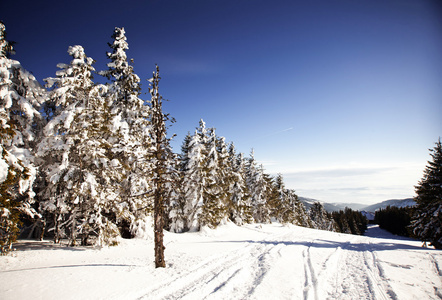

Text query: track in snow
(135, 225), (439, 300)
(2, 224), (441, 300)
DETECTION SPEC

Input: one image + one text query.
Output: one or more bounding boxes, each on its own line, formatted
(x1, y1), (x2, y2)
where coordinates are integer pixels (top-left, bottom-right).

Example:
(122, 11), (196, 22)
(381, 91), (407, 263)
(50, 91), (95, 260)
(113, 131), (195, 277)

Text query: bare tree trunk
(39, 219), (45, 241)
(54, 212), (60, 243)
(150, 65), (168, 268)
(70, 209), (77, 246)
(154, 175), (165, 268)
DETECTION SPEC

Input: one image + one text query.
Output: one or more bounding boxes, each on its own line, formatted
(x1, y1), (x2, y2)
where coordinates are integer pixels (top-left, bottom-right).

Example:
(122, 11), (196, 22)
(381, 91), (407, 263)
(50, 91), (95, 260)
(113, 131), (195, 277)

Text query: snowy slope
(1, 223), (441, 300)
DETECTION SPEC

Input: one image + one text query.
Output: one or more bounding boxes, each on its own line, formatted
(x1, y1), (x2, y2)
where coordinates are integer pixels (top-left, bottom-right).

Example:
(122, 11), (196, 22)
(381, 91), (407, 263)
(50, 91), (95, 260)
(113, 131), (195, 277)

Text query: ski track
(302, 241), (318, 300)
(3, 224), (442, 300)
(138, 244), (254, 299)
(135, 227), (441, 300)
(321, 238), (398, 300)
(138, 232), (292, 300)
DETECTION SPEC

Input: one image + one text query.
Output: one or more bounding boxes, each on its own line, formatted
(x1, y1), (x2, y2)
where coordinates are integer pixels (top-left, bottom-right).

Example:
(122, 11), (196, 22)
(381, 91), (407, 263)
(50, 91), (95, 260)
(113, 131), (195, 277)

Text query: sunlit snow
(1, 223), (441, 299)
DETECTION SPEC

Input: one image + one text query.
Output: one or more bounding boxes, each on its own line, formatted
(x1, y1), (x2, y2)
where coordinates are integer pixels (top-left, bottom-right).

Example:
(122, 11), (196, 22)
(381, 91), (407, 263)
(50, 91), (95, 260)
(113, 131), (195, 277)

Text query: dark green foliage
(0, 159), (27, 254)
(309, 202), (337, 231)
(0, 21), (43, 253)
(411, 138), (442, 249)
(374, 206), (413, 237)
(332, 208), (367, 235)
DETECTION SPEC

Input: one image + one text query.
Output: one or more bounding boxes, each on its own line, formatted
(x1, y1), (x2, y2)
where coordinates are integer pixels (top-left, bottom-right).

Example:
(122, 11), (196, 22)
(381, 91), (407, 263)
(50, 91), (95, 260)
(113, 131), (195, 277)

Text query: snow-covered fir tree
(309, 202), (337, 232)
(38, 46), (121, 246)
(199, 128), (227, 228)
(182, 122), (207, 231)
(291, 193), (312, 228)
(0, 21), (45, 253)
(332, 210), (352, 234)
(215, 136), (233, 220)
(231, 153), (253, 225)
(269, 174), (291, 223)
(411, 138), (442, 249)
(99, 27), (153, 238)
(246, 151), (270, 223)
(168, 133), (192, 233)
(283, 189), (311, 226)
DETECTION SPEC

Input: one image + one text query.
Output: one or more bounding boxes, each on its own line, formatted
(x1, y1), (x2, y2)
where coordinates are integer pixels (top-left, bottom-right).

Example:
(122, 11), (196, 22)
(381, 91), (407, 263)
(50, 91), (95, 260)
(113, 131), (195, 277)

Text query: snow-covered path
(1, 223), (441, 299)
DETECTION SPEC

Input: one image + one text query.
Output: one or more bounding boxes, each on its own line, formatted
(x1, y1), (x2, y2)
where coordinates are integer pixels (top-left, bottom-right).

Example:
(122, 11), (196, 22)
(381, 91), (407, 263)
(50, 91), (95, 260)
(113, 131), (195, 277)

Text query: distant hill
(299, 197), (416, 213)
(299, 197), (366, 213)
(362, 198), (416, 212)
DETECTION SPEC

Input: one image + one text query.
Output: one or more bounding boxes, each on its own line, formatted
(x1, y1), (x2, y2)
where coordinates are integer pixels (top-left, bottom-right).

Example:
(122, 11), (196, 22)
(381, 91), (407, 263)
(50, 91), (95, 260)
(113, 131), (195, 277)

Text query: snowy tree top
(0, 22), (15, 58)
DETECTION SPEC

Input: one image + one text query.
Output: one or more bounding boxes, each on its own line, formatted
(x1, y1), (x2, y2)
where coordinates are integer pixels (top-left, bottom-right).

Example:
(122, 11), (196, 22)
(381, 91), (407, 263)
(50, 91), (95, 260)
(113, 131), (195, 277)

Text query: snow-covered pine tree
(246, 151), (270, 223)
(228, 151), (253, 225)
(292, 193), (312, 228)
(168, 133), (192, 233)
(0, 22), (45, 253)
(263, 172), (278, 222)
(411, 138), (442, 249)
(182, 121), (207, 231)
(99, 27), (153, 237)
(148, 65), (175, 268)
(38, 46), (120, 246)
(199, 128), (227, 228)
(332, 210), (351, 234)
(309, 202), (336, 231)
(216, 136), (232, 216)
(0, 22), (14, 58)
(269, 174), (289, 223)
(227, 143), (239, 222)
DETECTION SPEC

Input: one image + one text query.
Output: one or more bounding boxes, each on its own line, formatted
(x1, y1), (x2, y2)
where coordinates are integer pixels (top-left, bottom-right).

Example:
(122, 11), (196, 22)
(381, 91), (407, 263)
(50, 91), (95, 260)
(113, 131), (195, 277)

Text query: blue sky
(2, 0), (441, 204)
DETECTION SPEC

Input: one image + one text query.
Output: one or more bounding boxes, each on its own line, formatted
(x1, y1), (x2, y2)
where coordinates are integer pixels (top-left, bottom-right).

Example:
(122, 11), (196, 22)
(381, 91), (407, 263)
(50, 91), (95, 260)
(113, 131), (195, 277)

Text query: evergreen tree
(292, 194), (312, 228)
(0, 22), (45, 253)
(309, 202), (337, 231)
(182, 126), (206, 231)
(283, 189), (312, 227)
(263, 172), (278, 221)
(332, 210), (351, 234)
(333, 208), (368, 235)
(246, 151), (270, 223)
(0, 22), (14, 58)
(200, 128), (227, 228)
(270, 173), (295, 223)
(375, 206), (412, 236)
(215, 136), (232, 220)
(411, 138), (442, 249)
(38, 46), (120, 246)
(229, 151), (253, 225)
(168, 133), (192, 233)
(99, 27), (153, 237)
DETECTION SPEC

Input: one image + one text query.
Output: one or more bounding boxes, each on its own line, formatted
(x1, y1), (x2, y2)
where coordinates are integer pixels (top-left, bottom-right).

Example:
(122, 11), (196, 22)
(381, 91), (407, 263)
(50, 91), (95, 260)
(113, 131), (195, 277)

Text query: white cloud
(263, 162), (424, 205)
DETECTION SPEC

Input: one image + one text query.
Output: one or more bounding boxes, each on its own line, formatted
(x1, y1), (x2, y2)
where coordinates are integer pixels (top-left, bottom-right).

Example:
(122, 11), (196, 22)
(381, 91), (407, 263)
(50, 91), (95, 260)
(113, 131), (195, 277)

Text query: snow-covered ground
(1, 223), (441, 300)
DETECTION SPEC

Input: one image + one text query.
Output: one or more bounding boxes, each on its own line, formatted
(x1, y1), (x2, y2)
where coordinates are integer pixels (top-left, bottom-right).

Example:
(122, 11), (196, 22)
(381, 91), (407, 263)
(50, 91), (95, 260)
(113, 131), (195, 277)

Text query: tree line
(374, 206), (413, 237)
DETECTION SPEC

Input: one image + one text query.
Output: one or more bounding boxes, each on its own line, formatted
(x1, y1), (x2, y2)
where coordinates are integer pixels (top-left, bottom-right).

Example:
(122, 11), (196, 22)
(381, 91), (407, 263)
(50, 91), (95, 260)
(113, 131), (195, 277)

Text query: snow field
(1, 223), (441, 300)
